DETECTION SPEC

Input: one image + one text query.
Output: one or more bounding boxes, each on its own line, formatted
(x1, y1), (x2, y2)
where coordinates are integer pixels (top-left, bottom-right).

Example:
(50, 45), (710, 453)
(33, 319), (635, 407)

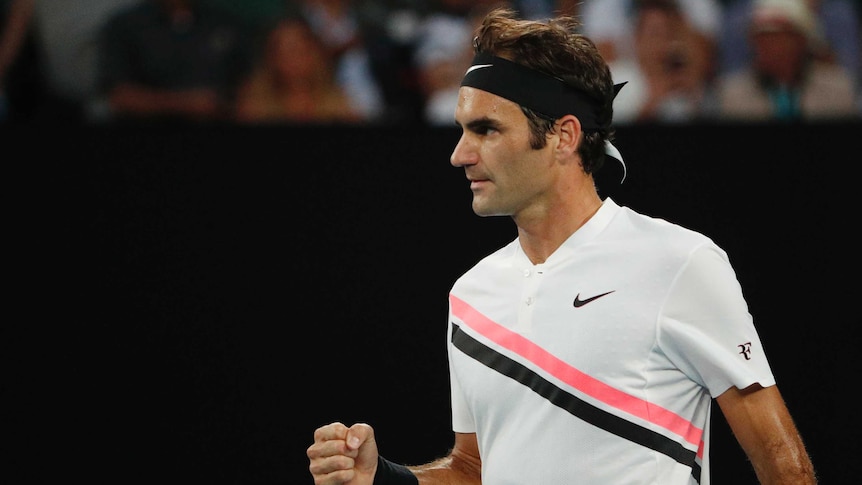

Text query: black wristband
(373, 456), (418, 485)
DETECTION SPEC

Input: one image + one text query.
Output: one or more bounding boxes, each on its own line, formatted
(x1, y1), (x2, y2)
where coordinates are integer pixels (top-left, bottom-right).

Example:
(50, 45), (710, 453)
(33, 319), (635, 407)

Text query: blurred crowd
(1, 0), (860, 126)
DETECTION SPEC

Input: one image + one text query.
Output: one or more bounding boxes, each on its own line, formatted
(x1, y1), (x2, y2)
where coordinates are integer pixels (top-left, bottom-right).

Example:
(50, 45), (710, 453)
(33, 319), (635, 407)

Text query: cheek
(496, 146), (549, 191)
(485, 136), (528, 175)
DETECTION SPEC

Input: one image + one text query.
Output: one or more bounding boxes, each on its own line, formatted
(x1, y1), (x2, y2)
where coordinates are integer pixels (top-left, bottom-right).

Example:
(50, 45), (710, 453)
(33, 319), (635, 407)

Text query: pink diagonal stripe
(450, 294), (704, 449)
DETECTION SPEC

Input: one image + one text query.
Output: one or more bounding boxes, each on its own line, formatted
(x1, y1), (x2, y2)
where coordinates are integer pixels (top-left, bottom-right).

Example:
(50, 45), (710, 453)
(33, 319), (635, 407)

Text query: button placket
(516, 264), (543, 331)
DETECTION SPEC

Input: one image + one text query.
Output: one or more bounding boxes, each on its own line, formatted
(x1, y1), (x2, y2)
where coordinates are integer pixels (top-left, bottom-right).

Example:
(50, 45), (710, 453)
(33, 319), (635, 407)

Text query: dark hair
(471, 7), (616, 175)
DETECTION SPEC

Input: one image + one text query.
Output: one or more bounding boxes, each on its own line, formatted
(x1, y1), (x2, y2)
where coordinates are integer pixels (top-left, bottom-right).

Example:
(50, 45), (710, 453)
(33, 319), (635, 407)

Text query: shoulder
(605, 205), (729, 276)
(614, 205), (713, 246)
(806, 62), (857, 92)
(714, 68), (770, 114)
(802, 62), (859, 116)
(453, 240), (519, 282)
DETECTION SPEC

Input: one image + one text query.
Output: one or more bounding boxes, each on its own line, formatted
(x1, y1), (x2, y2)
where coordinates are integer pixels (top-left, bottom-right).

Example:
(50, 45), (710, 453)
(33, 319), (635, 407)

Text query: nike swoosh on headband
(465, 64), (493, 75)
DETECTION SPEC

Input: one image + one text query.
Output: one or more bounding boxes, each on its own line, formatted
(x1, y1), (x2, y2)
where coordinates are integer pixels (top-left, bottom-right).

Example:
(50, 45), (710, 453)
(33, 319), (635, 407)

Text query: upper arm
(716, 384), (817, 484)
(450, 432), (481, 474)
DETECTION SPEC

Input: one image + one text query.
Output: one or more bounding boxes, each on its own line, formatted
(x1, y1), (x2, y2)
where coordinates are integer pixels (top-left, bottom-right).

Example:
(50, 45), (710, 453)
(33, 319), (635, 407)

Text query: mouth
(468, 179), (489, 190)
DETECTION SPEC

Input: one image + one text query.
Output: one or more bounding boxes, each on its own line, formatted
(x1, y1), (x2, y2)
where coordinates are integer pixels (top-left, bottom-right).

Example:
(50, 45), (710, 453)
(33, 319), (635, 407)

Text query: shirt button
(523, 269), (531, 277)
(525, 297), (534, 305)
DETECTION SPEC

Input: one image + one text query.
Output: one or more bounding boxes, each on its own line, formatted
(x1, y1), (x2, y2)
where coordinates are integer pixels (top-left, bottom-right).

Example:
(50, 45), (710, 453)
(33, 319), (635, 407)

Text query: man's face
(751, 29), (808, 80)
(451, 87), (556, 218)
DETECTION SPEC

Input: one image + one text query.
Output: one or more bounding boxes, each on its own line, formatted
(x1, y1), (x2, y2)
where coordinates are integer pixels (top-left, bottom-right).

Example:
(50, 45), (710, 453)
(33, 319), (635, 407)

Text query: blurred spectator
(412, 12), (471, 125)
(0, 0), (37, 121)
(714, 0), (858, 120)
(553, 0), (582, 16)
(233, 16), (364, 123)
(579, 0), (722, 68)
(349, 0), (429, 124)
(201, 0), (291, 32)
(412, 2), (501, 125)
(297, 0), (385, 122)
(512, 0), (554, 18)
(610, 0), (717, 123)
(97, 0), (255, 122)
(36, 0), (144, 123)
(2, 0), (144, 124)
(348, 0), (563, 125)
(718, 0), (860, 87)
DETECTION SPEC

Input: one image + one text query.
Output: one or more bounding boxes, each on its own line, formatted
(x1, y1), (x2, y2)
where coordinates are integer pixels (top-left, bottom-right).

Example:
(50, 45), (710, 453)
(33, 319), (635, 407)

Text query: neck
(515, 187), (603, 265)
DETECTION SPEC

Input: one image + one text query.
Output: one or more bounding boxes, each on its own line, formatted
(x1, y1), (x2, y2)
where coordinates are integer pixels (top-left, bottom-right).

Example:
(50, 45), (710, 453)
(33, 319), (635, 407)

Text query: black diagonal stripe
(451, 323), (701, 483)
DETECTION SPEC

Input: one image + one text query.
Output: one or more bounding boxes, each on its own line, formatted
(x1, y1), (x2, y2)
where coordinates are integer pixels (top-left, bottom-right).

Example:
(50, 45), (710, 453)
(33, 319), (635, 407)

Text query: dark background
(5, 121), (859, 484)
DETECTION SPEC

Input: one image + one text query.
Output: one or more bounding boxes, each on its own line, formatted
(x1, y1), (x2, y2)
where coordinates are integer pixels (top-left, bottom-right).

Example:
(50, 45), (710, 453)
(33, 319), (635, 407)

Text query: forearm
(717, 385), (817, 485)
(749, 432), (817, 484)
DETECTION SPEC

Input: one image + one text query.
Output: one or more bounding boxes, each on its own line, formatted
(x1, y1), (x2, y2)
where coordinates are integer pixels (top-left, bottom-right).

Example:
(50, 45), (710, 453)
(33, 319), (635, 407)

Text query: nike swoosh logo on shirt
(465, 64), (493, 75)
(573, 290), (615, 308)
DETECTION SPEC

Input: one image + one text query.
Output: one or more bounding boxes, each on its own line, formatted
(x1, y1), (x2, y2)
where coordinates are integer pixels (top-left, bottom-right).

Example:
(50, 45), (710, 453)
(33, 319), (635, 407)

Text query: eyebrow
(459, 116), (503, 132)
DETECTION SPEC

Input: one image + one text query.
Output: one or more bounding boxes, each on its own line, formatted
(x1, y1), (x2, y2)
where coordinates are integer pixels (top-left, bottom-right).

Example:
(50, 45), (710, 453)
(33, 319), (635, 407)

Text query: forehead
(455, 86), (525, 123)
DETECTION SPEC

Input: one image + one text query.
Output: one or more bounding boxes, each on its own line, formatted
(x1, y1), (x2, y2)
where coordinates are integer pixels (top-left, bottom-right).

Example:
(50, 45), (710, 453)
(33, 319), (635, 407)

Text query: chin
(471, 204), (491, 217)
(472, 203), (504, 218)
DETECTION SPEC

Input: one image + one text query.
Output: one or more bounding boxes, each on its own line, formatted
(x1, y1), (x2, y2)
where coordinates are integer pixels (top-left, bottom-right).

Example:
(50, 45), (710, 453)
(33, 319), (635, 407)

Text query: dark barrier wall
(6, 122), (860, 484)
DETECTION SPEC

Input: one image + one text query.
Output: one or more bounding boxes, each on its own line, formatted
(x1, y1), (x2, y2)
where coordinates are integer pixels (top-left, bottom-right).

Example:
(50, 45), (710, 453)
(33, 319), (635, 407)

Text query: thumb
(346, 423), (379, 472)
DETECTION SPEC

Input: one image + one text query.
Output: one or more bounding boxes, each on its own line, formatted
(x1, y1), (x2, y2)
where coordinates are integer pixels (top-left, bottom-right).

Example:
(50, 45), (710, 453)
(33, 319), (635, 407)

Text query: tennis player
(307, 7), (817, 485)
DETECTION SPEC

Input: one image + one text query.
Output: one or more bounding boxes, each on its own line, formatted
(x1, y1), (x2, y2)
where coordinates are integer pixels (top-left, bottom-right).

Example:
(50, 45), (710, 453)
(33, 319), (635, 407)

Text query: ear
(555, 114), (582, 157)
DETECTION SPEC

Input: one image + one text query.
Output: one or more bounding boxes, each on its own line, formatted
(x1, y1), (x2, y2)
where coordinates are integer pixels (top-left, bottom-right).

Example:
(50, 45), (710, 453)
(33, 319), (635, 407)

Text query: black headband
(460, 52), (625, 131)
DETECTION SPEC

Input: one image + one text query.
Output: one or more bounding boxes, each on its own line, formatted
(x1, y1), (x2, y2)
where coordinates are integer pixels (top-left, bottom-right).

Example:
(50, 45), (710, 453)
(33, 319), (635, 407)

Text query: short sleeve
(657, 243), (775, 397)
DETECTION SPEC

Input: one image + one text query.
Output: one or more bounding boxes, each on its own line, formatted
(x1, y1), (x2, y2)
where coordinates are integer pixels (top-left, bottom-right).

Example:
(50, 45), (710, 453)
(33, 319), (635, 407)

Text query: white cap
(750, 0), (819, 42)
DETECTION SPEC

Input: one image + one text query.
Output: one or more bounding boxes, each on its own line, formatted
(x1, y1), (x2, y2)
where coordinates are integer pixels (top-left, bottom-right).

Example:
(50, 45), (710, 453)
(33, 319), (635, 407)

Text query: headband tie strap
(460, 52), (627, 183)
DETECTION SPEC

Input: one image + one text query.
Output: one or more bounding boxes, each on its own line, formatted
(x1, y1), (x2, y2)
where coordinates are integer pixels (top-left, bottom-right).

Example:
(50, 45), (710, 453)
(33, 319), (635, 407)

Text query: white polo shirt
(447, 198), (775, 484)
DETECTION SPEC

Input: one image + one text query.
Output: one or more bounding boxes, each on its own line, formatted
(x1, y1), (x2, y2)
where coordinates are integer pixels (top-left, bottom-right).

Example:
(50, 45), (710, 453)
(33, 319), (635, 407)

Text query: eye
(473, 123), (498, 136)
(464, 118), (500, 136)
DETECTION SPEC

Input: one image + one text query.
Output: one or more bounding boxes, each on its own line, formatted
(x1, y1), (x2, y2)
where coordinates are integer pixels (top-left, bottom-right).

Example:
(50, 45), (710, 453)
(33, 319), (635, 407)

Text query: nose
(450, 133), (477, 168)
